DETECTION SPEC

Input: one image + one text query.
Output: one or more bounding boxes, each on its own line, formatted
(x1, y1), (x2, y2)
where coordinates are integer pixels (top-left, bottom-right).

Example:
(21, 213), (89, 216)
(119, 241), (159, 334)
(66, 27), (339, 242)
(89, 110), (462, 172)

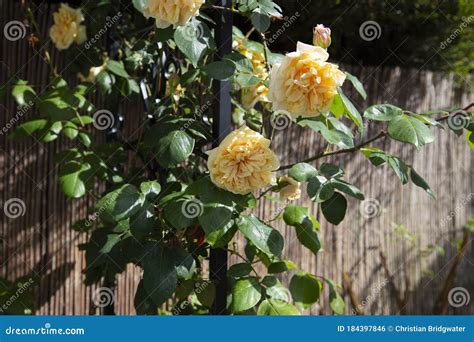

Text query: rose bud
(313, 24), (332, 49)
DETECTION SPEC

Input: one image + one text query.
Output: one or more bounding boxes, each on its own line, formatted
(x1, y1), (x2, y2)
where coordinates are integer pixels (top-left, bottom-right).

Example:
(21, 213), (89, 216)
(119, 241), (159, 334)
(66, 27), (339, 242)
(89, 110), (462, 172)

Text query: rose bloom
(279, 176), (301, 201)
(234, 39), (269, 109)
(269, 42), (346, 118)
(207, 126), (280, 195)
(143, 0), (204, 28)
(78, 65), (104, 83)
(49, 3), (87, 50)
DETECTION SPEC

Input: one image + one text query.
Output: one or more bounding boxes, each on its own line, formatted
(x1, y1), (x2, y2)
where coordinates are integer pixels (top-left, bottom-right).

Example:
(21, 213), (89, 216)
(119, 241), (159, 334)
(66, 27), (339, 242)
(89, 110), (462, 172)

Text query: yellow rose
(49, 3), (87, 50)
(235, 39), (269, 109)
(143, 0), (204, 28)
(279, 176), (301, 201)
(269, 42), (346, 118)
(78, 65), (105, 83)
(207, 126), (280, 195)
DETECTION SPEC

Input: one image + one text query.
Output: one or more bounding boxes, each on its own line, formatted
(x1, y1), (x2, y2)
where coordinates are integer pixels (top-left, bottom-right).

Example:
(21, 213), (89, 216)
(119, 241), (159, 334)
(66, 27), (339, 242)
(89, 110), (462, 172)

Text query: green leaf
(130, 202), (157, 239)
(320, 163), (344, 178)
(140, 181), (161, 201)
(308, 176), (334, 203)
(237, 215), (284, 258)
(345, 73), (367, 100)
(331, 179), (365, 200)
(63, 121), (78, 140)
(59, 161), (91, 198)
(12, 80), (36, 106)
(299, 119), (354, 149)
(289, 163), (318, 182)
(155, 130), (195, 168)
(337, 88), (364, 132)
(142, 243), (177, 306)
(251, 9), (271, 33)
(283, 205), (308, 226)
(295, 217), (321, 255)
(321, 192), (347, 225)
(163, 197), (198, 230)
(96, 71), (115, 94)
(174, 20), (212, 67)
(388, 115), (435, 149)
(99, 233), (122, 254)
(202, 61), (236, 80)
(410, 168), (435, 198)
(174, 248), (197, 280)
(327, 280), (345, 315)
(267, 261), (289, 274)
(132, 0), (147, 13)
(232, 277), (262, 312)
(198, 204), (233, 235)
(206, 221), (237, 248)
(257, 300), (300, 315)
(97, 184), (144, 224)
(364, 104), (403, 121)
(10, 119), (47, 141)
(228, 263), (253, 278)
(289, 272), (322, 308)
(134, 280), (157, 315)
(106, 60), (129, 78)
(387, 157), (409, 184)
(196, 281), (216, 308)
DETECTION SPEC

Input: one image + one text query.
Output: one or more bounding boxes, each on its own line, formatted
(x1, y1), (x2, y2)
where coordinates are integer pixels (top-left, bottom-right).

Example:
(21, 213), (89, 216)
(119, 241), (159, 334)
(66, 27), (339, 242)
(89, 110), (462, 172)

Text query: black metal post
(210, 0), (233, 315)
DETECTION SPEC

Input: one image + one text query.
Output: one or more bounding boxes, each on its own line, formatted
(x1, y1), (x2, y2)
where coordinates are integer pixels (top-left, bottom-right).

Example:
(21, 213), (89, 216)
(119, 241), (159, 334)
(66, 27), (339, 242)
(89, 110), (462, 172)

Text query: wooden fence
(1, 1), (472, 315)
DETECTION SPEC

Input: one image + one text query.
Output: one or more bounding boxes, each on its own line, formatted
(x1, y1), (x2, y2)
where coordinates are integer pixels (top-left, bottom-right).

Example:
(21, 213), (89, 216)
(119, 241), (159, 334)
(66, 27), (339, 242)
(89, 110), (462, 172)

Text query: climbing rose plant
(10, 0), (473, 315)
